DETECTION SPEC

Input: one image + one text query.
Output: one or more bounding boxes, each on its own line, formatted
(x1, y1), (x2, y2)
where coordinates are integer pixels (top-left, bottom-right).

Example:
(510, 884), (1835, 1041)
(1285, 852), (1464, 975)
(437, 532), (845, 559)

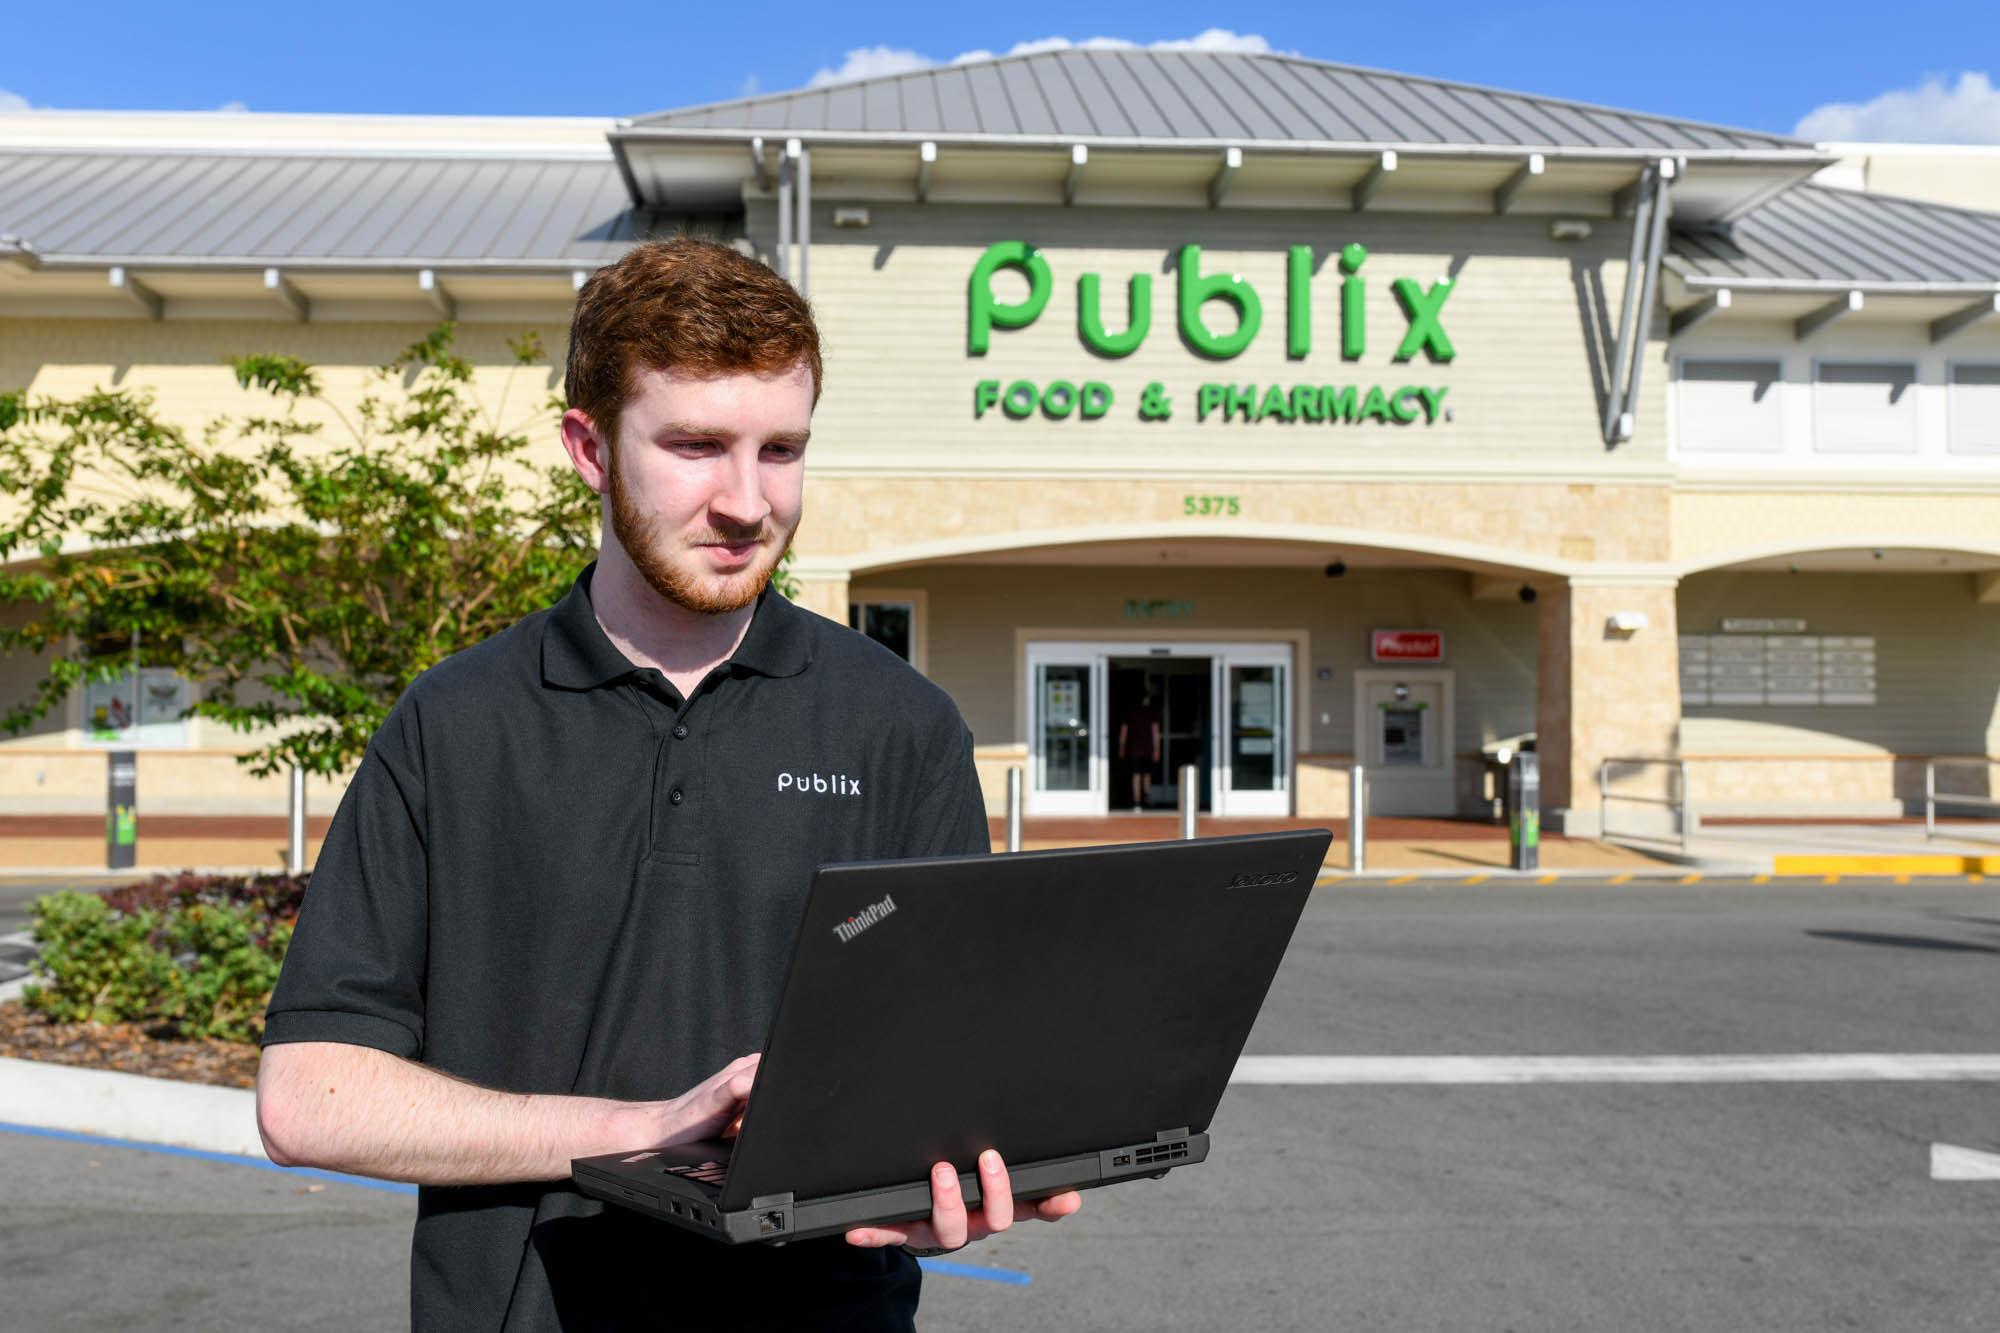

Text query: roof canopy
(612, 48), (1826, 220)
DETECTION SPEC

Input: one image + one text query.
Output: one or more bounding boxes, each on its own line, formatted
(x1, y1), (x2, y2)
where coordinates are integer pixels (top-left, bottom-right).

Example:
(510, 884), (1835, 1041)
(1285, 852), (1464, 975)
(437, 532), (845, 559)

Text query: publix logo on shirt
(777, 770), (863, 797)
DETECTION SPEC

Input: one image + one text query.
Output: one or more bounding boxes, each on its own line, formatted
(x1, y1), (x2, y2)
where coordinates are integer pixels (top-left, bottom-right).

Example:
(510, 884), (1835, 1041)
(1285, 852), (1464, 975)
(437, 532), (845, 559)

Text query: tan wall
(1824, 148), (2000, 214)
(854, 561), (1538, 806)
(809, 475), (1672, 569)
(1537, 581), (1682, 813)
(0, 748), (352, 816)
(1679, 571), (2000, 759)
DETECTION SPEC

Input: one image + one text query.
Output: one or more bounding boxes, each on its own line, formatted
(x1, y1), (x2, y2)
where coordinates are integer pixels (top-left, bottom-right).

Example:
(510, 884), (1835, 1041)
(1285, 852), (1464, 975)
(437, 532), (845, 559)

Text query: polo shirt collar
(541, 563), (813, 689)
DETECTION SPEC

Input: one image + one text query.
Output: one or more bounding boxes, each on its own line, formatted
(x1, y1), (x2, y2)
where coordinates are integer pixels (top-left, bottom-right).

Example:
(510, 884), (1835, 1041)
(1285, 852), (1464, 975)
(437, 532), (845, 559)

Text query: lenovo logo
(1226, 870), (1298, 889)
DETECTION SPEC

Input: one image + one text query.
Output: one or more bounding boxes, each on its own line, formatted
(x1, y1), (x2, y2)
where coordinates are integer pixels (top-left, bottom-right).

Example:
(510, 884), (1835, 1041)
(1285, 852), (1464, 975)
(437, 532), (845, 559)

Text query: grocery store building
(4, 49), (2000, 834)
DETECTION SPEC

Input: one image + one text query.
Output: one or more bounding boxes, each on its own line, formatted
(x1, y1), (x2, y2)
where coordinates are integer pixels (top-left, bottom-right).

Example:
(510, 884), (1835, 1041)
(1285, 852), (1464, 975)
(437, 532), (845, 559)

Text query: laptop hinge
(1156, 1127), (1190, 1142)
(750, 1191), (795, 1209)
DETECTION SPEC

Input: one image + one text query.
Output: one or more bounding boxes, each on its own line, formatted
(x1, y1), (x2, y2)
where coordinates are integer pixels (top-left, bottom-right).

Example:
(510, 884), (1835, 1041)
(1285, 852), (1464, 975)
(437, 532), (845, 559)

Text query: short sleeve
(898, 716), (993, 860)
(262, 697), (430, 1058)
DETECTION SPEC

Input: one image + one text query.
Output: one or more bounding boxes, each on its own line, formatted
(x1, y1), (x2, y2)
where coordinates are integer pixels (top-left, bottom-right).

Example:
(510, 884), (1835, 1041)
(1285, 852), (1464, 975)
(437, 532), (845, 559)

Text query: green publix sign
(967, 241), (1455, 427)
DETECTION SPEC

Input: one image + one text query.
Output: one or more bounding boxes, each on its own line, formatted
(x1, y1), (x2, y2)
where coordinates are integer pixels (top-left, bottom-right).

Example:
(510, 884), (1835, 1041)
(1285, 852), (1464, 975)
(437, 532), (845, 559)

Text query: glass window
(1949, 364), (2000, 454)
(1814, 362), (1918, 454)
(1036, 664), (1091, 792)
(847, 601), (913, 663)
(1229, 665), (1282, 791)
(1677, 359), (1783, 453)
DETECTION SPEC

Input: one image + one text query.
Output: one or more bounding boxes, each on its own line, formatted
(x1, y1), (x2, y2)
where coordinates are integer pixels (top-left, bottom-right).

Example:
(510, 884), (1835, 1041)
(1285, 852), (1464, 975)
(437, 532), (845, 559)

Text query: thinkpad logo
(1226, 870), (1298, 889)
(832, 893), (897, 943)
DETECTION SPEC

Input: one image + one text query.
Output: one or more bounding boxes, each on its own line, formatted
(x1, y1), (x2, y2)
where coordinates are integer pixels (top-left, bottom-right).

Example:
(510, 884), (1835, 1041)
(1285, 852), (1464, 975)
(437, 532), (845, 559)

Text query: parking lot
(4, 874), (1996, 1330)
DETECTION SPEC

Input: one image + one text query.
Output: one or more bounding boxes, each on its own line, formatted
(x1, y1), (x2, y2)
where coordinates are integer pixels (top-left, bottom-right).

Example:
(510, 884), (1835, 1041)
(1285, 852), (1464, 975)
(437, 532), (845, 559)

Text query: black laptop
(572, 828), (1332, 1244)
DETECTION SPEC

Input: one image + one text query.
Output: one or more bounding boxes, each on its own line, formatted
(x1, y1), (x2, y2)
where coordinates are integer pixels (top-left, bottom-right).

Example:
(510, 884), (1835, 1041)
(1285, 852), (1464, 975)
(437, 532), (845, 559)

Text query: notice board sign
(1371, 629), (1444, 663)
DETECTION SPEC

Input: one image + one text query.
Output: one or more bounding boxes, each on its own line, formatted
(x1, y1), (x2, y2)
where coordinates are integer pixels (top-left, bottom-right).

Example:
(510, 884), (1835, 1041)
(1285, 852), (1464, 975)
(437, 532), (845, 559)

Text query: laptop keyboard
(661, 1160), (728, 1192)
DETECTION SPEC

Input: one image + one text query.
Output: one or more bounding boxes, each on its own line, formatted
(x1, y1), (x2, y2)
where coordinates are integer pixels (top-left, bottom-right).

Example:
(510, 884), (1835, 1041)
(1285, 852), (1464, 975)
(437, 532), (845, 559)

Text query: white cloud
(216, 100), (249, 114)
(808, 45), (938, 89)
(1151, 29), (1274, 55)
(806, 30), (1286, 89)
(1794, 71), (2000, 144)
(0, 87), (32, 112)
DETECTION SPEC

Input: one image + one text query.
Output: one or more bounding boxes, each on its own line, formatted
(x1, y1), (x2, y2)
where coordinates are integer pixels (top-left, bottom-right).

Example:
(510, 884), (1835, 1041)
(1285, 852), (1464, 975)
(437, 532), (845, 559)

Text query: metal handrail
(1598, 757), (1694, 855)
(1924, 758), (2000, 840)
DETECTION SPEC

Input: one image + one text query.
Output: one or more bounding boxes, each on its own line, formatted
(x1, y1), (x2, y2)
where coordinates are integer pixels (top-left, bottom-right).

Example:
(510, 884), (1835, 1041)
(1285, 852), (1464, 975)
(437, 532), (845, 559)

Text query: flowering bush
(22, 872), (306, 1043)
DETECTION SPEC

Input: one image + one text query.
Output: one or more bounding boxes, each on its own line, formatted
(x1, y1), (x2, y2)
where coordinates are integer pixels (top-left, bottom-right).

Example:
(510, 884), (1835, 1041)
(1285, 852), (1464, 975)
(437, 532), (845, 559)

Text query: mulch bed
(0, 1000), (260, 1090)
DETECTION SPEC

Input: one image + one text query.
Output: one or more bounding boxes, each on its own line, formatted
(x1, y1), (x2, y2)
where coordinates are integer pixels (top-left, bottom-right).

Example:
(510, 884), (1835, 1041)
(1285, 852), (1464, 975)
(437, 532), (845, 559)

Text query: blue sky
(3, 1), (1998, 141)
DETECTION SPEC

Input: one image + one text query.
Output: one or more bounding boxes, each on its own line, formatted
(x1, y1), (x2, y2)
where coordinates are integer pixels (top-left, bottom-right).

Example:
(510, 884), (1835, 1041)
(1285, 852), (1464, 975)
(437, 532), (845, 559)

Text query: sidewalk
(990, 815), (1668, 873)
(1607, 818), (2000, 875)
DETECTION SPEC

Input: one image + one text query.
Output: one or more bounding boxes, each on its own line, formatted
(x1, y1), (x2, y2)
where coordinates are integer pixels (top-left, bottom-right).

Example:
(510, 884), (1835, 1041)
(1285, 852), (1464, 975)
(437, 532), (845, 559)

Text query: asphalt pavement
(3, 874), (1995, 1330)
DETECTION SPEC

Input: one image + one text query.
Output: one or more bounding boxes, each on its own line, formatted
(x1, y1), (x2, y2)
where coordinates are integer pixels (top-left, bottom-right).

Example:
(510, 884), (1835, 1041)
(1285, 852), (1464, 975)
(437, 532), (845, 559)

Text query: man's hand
(638, 1052), (760, 1146)
(844, 1149), (1082, 1252)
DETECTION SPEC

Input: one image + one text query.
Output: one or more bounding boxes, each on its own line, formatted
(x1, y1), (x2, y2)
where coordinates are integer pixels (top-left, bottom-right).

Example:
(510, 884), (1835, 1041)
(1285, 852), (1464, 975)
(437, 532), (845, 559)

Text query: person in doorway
(1118, 689), (1163, 810)
(254, 238), (1080, 1332)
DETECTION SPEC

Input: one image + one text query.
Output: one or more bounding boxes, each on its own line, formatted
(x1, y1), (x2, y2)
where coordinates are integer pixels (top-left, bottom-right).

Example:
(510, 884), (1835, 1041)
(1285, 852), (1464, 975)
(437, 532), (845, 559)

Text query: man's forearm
(256, 1041), (748, 1186)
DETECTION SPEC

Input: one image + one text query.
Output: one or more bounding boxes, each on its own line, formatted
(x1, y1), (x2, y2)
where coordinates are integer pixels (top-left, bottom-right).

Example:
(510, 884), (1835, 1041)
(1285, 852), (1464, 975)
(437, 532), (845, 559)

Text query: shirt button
(672, 723), (689, 740)
(669, 788), (685, 805)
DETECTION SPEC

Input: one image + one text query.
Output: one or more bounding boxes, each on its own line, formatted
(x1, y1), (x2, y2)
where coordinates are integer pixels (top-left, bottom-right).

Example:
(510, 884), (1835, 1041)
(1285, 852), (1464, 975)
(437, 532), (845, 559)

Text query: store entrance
(1025, 639), (1293, 817)
(1108, 657), (1212, 812)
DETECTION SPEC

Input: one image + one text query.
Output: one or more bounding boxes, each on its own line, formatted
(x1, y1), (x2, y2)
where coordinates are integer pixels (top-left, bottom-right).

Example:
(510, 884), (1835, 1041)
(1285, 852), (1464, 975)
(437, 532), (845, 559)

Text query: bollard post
(1005, 766), (1024, 853)
(288, 764), (308, 874)
(107, 750), (137, 871)
(1348, 763), (1366, 873)
(1508, 752), (1540, 871)
(1178, 763), (1199, 840)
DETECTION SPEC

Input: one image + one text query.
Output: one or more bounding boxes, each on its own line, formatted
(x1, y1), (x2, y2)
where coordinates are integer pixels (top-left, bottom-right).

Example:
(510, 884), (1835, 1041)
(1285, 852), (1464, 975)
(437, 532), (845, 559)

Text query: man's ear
(559, 409), (611, 495)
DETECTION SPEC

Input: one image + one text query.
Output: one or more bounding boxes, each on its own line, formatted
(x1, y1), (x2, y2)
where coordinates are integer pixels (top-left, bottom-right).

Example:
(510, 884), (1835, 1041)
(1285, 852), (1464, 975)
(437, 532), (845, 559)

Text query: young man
(257, 238), (1079, 1330)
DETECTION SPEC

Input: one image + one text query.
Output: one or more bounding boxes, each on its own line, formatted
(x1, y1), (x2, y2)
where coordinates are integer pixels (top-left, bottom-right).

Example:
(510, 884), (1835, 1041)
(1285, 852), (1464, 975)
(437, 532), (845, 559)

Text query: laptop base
(574, 1129), (1210, 1245)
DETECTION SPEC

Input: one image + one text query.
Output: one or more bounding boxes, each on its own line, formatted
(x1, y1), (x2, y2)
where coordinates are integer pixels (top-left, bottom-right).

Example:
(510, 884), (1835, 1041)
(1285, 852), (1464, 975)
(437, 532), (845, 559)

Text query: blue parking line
(0, 1119), (1033, 1285)
(0, 1120), (416, 1194)
(916, 1256), (1033, 1285)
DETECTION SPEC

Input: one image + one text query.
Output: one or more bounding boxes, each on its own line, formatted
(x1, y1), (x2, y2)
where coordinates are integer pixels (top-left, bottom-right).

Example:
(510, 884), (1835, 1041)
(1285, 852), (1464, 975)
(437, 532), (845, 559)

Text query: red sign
(1371, 629), (1444, 662)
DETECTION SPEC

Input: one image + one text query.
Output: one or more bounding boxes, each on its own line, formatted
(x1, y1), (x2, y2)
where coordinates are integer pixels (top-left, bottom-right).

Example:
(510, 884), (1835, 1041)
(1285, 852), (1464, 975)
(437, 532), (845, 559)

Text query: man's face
(595, 363), (813, 615)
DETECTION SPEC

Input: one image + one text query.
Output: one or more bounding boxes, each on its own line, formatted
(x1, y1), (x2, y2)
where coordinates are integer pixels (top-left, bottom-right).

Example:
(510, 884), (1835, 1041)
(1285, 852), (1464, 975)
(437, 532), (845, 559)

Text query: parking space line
(1230, 1054), (2000, 1085)
(0, 1119), (416, 1194)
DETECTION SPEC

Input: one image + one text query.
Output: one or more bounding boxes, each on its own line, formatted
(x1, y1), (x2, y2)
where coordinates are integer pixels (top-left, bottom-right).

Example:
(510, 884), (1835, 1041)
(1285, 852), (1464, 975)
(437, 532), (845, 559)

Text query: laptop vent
(1134, 1140), (1188, 1167)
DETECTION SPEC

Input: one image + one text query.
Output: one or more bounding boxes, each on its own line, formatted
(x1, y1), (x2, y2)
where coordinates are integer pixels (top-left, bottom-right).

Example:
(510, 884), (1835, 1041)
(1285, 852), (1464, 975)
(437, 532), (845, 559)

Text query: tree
(0, 325), (604, 776)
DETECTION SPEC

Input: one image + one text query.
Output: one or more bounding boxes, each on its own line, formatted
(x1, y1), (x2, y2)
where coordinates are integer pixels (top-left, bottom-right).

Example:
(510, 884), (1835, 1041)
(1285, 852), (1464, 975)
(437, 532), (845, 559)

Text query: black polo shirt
(264, 565), (991, 1332)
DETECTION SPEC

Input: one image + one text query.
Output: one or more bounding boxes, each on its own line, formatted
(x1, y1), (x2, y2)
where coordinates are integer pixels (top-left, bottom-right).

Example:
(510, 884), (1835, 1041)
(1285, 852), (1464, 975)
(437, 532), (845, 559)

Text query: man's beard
(606, 454), (796, 615)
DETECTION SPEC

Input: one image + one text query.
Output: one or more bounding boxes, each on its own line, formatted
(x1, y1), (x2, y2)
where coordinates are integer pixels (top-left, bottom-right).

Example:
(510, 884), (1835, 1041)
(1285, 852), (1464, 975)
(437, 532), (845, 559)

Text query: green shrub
(157, 900), (294, 1043)
(21, 873), (303, 1042)
(22, 890), (175, 1025)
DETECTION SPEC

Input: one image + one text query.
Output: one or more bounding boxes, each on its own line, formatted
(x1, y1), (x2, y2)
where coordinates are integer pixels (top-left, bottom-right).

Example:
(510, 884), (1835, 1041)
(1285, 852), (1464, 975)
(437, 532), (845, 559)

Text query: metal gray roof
(622, 48), (1811, 156)
(1669, 185), (2000, 292)
(0, 151), (645, 268)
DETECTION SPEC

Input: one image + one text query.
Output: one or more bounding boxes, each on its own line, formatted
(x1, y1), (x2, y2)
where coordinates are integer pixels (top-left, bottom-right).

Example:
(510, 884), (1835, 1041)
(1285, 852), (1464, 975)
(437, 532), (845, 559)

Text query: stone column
(1536, 577), (1682, 834)
(789, 568), (850, 627)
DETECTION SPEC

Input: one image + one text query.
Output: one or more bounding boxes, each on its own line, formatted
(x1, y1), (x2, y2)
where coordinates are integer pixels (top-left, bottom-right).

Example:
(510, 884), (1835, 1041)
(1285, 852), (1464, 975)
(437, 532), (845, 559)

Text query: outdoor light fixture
(1518, 584), (1537, 604)
(1548, 218), (1592, 241)
(1324, 559), (1347, 578)
(1393, 682), (1411, 701)
(1606, 610), (1650, 633)
(832, 207), (871, 228)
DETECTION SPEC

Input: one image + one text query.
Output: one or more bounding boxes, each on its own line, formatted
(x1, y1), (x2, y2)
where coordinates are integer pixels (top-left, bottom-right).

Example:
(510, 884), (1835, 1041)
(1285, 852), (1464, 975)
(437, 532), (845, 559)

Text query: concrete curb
(0, 1055), (264, 1158)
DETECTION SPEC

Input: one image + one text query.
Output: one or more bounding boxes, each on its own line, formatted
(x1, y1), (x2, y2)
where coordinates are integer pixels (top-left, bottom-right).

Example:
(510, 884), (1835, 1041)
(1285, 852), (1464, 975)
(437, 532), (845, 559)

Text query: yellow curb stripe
(1537, 874), (1558, 884)
(1679, 872), (1701, 884)
(1607, 873), (1632, 885)
(1752, 873), (1770, 884)
(1462, 874), (1489, 885)
(1386, 874), (1417, 885)
(1773, 853), (2000, 875)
